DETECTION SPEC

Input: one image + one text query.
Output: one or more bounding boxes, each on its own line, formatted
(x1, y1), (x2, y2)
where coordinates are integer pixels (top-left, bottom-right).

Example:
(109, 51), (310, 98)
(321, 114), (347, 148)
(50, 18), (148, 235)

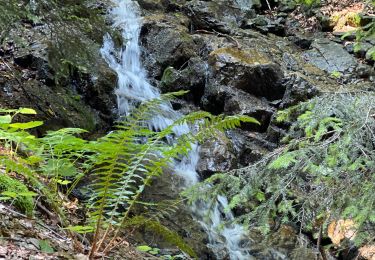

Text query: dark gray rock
(303, 38), (358, 73)
(230, 129), (276, 166)
(14, 53), (54, 87)
(160, 57), (207, 104)
(288, 33), (313, 49)
(197, 138), (237, 178)
(280, 74), (319, 108)
(208, 47), (285, 101)
(141, 15), (198, 79)
(185, 0), (245, 33)
(202, 84), (275, 132)
(137, 0), (164, 10)
(355, 64), (375, 79)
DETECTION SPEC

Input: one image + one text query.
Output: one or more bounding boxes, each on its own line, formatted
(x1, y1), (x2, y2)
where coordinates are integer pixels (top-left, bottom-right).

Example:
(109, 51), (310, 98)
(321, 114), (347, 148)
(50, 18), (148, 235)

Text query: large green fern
(0, 94), (259, 258)
(84, 92), (259, 257)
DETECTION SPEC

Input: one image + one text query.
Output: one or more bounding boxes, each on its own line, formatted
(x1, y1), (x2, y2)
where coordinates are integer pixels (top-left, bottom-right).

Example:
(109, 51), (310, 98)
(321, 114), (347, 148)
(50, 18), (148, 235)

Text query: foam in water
(101, 1), (252, 259)
(234, 0), (254, 10)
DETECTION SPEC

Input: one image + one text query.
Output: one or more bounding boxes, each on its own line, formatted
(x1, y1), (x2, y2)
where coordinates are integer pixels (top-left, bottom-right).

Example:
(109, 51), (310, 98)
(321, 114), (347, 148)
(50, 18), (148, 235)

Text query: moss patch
(210, 47), (271, 65)
(330, 10), (363, 32)
(0, 173), (34, 216)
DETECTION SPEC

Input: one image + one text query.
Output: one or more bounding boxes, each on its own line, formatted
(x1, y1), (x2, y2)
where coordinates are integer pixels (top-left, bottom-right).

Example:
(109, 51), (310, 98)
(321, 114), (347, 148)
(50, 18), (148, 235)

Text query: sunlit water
(101, 1), (252, 259)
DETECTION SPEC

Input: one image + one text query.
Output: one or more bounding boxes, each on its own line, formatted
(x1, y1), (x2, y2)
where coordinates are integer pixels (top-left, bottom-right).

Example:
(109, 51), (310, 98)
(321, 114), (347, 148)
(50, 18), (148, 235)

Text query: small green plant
(137, 245), (160, 255)
(84, 91), (258, 258)
(0, 174), (35, 216)
(295, 0), (320, 7)
(330, 70), (342, 78)
(341, 2), (375, 61)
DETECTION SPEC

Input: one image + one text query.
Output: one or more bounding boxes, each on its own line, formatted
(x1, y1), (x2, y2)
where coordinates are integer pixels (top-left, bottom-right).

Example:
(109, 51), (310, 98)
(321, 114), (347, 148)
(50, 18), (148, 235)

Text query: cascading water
(234, 0), (254, 10)
(101, 1), (252, 259)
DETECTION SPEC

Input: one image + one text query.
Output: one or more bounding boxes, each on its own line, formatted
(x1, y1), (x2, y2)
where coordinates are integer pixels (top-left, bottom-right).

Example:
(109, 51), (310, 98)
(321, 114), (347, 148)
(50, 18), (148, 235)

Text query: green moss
(161, 67), (175, 85)
(346, 12), (361, 27)
(0, 173), (34, 216)
(296, 0), (320, 7)
(210, 47), (270, 64)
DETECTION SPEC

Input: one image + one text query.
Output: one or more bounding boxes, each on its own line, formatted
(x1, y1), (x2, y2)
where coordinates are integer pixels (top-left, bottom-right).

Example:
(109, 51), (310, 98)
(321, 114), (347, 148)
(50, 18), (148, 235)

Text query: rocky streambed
(0, 0), (374, 259)
(136, 0), (374, 258)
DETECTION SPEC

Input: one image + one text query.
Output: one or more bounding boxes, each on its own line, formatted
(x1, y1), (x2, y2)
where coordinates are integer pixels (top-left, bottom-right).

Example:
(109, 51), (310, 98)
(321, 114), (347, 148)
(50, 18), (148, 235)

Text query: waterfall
(101, 1), (252, 259)
(234, 0), (254, 10)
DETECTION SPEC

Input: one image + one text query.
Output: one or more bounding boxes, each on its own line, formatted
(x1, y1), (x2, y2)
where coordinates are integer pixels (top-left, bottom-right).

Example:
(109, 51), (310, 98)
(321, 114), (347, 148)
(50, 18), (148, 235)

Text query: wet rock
(280, 74), (319, 108)
(303, 38), (358, 73)
(138, 0), (164, 10)
(14, 53), (54, 87)
(73, 62), (117, 125)
(140, 171), (211, 258)
(208, 47), (285, 101)
(202, 84), (275, 132)
(248, 225), (320, 260)
(197, 137), (237, 178)
(160, 57), (207, 104)
(141, 14), (198, 79)
(185, 0), (245, 33)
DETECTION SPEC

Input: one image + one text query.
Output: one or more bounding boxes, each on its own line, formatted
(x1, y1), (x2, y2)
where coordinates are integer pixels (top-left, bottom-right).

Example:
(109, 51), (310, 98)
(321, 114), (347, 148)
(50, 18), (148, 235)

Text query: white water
(101, 1), (252, 259)
(234, 0), (254, 10)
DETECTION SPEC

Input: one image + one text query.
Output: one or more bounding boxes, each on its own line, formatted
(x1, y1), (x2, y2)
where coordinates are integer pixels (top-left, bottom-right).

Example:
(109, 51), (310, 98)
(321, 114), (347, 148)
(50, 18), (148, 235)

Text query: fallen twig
(194, 29), (240, 48)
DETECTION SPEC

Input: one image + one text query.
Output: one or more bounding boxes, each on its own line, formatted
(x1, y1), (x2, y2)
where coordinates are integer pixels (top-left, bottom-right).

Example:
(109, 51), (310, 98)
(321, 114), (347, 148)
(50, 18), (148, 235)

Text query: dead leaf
(328, 219), (356, 245)
(63, 198), (79, 213)
(0, 246), (7, 256)
(359, 245), (375, 260)
(74, 253), (89, 260)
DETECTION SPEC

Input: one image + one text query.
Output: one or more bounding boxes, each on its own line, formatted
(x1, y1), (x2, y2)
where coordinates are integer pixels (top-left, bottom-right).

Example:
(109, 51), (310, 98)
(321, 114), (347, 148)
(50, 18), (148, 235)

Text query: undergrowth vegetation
(0, 92), (257, 258)
(188, 93), (375, 247)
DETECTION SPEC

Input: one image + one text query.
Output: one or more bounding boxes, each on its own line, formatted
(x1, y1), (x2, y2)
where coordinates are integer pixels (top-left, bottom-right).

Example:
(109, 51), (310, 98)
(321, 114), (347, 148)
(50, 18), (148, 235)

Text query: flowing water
(101, 1), (252, 259)
(234, 0), (254, 10)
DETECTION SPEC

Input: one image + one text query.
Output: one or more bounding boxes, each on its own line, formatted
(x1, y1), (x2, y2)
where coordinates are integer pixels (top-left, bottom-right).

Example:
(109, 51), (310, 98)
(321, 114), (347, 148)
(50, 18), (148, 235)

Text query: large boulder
(185, 0), (246, 33)
(1, 30), (117, 134)
(160, 57), (207, 104)
(141, 14), (198, 80)
(303, 38), (358, 74)
(202, 84), (275, 132)
(197, 136), (238, 178)
(208, 47), (285, 101)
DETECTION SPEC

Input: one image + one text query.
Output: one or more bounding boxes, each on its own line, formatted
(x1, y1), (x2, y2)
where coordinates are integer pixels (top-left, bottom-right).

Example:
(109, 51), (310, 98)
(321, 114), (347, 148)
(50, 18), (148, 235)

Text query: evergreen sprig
(191, 93), (375, 246)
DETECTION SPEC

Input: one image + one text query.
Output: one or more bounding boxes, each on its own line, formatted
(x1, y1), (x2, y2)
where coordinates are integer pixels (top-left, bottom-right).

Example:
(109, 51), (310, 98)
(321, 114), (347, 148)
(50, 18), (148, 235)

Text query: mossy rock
(209, 47), (271, 65)
(0, 173), (34, 216)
